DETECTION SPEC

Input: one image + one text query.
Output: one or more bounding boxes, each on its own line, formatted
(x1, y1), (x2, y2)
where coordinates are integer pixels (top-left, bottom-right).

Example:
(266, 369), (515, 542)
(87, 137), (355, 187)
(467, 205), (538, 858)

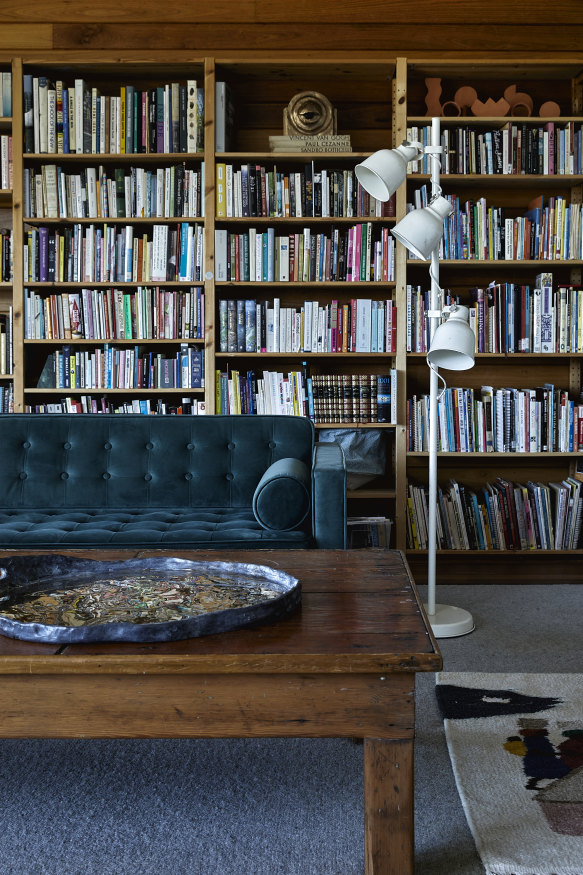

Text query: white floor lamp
(356, 117), (475, 638)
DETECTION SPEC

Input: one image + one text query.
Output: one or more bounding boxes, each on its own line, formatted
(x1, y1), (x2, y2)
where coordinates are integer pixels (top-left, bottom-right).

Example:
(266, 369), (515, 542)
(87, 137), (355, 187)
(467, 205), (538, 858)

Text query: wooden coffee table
(0, 548), (441, 875)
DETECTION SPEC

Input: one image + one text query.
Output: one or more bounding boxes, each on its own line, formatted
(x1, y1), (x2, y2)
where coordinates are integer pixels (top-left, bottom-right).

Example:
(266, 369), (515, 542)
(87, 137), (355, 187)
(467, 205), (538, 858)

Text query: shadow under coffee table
(0, 548), (441, 875)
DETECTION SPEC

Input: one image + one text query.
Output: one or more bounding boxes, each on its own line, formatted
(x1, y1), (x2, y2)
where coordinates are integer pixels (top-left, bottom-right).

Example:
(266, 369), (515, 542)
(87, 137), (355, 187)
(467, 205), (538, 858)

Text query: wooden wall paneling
(3, 0), (582, 24)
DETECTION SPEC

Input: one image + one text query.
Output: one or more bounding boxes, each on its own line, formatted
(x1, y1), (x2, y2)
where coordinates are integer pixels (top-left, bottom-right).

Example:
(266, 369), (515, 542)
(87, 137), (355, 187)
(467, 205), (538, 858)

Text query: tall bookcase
(402, 58), (583, 584)
(2, 52), (583, 582)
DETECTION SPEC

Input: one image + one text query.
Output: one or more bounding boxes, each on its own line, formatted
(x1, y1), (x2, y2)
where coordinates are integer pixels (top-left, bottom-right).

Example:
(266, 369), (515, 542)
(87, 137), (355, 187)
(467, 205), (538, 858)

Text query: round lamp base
(424, 603), (475, 639)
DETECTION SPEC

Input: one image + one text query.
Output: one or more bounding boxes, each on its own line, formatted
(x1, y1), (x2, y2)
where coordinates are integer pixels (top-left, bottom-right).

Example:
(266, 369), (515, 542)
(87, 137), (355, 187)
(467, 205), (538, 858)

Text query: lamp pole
(425, 116), (474, 637)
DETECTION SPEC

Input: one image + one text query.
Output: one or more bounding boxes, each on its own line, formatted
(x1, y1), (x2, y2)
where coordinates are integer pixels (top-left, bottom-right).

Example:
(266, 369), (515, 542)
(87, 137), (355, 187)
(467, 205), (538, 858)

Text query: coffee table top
(0, 549), (441, 675)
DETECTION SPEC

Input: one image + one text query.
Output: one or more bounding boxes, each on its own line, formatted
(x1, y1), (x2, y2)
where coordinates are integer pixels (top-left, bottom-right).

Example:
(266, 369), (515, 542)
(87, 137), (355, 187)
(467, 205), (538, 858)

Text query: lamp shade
(355, 144), (420, 202)
(427, 305), (475, 371)
(391, 195), (453, 260)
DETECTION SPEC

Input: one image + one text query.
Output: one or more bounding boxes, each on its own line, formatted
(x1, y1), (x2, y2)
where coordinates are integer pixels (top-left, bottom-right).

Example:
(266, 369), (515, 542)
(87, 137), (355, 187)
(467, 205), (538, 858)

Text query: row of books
(218, 297), (397, 354)
(0, 382), (14, 413)
(24, 76), (205, 155)
(407, 384), (583, 454)
(215, 162), (395, 219)
(411, 187), (583, 261)
(408, 122), (583, 176)
(407, 476), (583, 551)
(215, 368), (397, 423)
(37, 343), (204, 390)
(407, 275), (583, 354)
(24, 163), (204, 220)
(0, 228), (12, 282)
(215, 225), (396, 284)
(24, 222), (205, 284)
(0, 307), (13, 374)
(0, 72), (11, 117)
(25, 397), (207, 415)
(0, 382), (13, 412)
(24, 287), (205, 341)
(1, 135), (12, 191)
(347, 516), (393, 548)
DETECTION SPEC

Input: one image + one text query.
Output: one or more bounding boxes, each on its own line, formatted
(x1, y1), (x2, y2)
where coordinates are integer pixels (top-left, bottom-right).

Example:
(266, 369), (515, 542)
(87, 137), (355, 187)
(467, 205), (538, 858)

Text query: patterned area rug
(436, 673), (583, 875)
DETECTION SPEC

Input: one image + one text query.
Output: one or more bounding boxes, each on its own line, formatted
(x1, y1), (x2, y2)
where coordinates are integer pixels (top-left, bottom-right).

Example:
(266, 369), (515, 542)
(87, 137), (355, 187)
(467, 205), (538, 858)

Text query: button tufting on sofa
(0, 414), (346, 550)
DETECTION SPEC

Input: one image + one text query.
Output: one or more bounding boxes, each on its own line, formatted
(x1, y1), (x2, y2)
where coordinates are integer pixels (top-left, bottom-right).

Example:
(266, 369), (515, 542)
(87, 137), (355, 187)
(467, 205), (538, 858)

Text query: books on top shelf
(408, 121), (583, 176)
(408, 383), (583, 454)
(24, 74), (205, 155)
(218, 297), (396, 354)
(406, 476), (583, 552)
(215, 367), (396, 424)
(269, 134), (352, 153)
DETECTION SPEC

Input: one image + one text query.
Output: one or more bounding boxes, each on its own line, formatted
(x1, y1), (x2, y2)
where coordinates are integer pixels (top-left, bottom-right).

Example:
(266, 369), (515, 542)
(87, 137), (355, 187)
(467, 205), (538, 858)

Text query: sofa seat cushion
(0, 508), (313, 549)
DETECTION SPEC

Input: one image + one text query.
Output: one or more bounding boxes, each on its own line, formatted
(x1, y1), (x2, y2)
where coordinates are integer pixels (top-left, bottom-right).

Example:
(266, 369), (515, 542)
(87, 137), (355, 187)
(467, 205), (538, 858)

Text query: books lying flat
(269, 134), (352, 153)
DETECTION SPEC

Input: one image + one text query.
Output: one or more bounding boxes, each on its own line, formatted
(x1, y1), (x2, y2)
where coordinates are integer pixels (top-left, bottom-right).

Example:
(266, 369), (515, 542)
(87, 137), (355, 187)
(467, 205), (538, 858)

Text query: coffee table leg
(364, 737), (414, 875)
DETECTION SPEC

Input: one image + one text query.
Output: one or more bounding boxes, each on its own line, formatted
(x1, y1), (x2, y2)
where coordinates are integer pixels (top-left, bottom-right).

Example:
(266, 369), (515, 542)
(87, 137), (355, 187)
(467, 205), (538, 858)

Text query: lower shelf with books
(23, 394), (206, 415)
(406, 467), (583, 553)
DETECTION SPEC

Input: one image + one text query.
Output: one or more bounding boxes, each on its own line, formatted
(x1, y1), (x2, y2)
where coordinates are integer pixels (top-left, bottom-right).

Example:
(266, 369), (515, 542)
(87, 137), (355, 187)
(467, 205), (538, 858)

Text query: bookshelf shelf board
(23, 217), (204, 225)
(407, 116), (583, 126)
(347, 488), (397, 499)
(314, 421), (396, 429)
(0, 373), (13, 379)
(214, 281), (397, 288)
(25, 282), (204, 288)
(410, 173), (583, 186)
(218, 152), (371, 161)
(407, 451), (582, 458)
(406, 548), (583, 556)
(407, 352), (583, 360)
(215, 351), (396, 359)
(215, 216), (395, 225)
(406, 259), (583, 267)
(26, 387), (205, 395)
(25, 338), (205, 345)
(24, 153), (204, 163)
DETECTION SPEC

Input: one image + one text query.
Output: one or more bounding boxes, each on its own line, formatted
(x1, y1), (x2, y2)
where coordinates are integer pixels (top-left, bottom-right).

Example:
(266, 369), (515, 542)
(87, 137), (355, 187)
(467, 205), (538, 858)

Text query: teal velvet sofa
(0, 414), (346, 550)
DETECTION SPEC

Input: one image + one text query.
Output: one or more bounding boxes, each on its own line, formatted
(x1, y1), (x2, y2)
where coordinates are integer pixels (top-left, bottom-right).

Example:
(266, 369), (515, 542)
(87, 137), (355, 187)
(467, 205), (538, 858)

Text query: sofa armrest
(311, 442), (346, 549)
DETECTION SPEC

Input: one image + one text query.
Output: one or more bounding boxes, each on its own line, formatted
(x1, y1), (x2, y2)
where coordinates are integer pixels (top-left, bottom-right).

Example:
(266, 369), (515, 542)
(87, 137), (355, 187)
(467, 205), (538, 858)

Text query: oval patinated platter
(0, 555), (300, 644)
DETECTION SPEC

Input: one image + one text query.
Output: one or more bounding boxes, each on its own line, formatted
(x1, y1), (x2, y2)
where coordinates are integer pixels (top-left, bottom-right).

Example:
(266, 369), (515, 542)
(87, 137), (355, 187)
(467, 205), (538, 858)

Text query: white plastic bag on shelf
(317, 429), (386, 490)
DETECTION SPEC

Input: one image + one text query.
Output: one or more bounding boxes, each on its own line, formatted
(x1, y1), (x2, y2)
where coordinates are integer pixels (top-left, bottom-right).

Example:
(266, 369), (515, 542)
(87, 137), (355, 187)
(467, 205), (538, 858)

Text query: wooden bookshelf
(2, 51), (583, 579)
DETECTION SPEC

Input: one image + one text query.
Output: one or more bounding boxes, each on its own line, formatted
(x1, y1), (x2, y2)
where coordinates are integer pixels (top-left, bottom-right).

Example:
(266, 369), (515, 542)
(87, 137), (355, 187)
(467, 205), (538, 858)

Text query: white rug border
(437, 672), (583, 875)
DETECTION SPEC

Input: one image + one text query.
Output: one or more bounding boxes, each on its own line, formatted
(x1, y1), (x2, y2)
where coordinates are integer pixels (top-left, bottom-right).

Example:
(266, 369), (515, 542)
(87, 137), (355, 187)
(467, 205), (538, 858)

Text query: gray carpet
(0, 583), (581, 874)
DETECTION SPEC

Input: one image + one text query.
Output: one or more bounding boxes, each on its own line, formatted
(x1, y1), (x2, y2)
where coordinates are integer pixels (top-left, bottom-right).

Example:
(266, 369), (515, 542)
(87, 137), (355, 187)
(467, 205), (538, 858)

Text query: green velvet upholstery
(252, 457), (311, 531)
(0, 414), (346, 550)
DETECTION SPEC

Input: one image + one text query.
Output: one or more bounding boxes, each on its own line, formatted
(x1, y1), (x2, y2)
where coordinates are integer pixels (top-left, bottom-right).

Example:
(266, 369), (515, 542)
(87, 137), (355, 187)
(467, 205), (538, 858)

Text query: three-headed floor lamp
(356, 117), (475, 637)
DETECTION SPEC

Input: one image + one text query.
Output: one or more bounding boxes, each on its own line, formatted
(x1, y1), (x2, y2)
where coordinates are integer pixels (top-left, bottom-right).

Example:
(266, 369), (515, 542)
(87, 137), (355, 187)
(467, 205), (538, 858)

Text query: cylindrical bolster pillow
(252, 457), (311, 531)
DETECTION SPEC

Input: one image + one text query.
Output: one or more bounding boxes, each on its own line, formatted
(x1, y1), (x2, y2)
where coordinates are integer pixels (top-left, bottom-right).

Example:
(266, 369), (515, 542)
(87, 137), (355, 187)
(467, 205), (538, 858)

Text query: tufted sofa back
(1, 415), (315, 509)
